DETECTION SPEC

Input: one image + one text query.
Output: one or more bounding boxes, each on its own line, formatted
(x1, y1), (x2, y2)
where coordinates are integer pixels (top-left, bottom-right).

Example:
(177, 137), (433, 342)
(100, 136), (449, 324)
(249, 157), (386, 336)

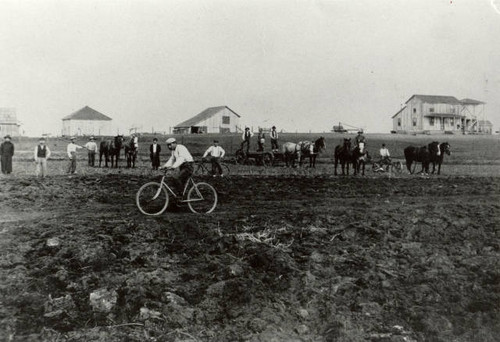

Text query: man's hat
(39, 137), (46, 141)
(89, 136), (95, 140)
(153, 138), (158, 141)
(70, 137), (76, 140)
(245, 127), (249, 130)
(213, 139), (219, 143)
(358, 130), (363, 134)
(272, 126), (276, 129)
(4, 135), (11, 139)
(166, 137), (176, 144)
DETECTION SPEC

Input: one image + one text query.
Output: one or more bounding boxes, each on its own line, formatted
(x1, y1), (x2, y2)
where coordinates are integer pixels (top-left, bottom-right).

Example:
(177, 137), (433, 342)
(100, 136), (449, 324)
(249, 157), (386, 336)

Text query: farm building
(392, 95), (488, 134)
(0, 108), (21, 137)
(173, 106), (241, 134)
(62, 106), (113, 137)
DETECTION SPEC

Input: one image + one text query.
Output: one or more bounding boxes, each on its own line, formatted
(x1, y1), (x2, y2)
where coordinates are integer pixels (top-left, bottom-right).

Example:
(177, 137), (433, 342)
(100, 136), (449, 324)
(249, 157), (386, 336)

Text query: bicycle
(372, 159), (403, 173)
(193, 158), (230, 176)
(136, 169), (218, 215)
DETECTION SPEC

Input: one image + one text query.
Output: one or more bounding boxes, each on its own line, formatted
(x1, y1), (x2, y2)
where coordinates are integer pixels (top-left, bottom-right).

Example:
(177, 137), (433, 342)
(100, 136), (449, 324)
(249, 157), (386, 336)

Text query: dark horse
(124, 138), (138, 168)
(99, 135), (124, 168)
(334, 138), (352, 175)
(351, 142), (371, 176)
(404, 141), (451, 175)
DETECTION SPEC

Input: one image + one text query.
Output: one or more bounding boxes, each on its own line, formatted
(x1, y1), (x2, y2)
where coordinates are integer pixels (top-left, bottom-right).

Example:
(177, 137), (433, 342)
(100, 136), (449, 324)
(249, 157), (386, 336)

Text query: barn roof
(62, 106), (112, 121)
(460, 98), (485, 105)
(406, 95), (461, 105)
(174, 106), (241, 128)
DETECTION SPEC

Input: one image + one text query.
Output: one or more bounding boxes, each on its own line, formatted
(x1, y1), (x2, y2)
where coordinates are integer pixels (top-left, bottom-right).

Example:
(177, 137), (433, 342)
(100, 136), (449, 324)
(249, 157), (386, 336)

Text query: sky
(0, 0), (499, 136)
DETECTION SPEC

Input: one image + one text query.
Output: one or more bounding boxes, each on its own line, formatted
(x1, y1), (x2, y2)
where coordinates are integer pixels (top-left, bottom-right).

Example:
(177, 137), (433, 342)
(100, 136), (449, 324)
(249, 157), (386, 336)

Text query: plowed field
(1, 170), (499, 341)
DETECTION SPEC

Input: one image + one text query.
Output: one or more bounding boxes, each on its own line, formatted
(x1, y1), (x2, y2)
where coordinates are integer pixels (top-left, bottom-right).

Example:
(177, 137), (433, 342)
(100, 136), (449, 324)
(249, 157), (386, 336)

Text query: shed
(62, 106), (113, 136)
(0, 108), (21, 137)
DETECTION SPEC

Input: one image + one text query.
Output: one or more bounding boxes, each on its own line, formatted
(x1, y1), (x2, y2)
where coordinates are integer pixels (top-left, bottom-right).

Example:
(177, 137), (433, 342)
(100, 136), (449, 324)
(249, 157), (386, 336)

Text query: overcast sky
(1, 0), (499, 136)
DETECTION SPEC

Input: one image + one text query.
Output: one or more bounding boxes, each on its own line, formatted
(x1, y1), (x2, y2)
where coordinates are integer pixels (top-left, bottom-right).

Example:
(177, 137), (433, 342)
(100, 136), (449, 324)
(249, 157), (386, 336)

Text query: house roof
(406, 95), (461, 105)
(174, 106), (241, 128)
(477, 120), (492, 126)
(62, 106), (112, 121)
(460, 98), (485, 105)
(391, 106), (406, 118)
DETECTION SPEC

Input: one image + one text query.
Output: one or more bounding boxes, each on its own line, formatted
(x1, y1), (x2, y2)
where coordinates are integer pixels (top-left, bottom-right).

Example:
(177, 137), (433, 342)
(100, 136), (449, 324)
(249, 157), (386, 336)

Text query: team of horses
(99, 135), (137, 168)
(282, 137), (326, 168)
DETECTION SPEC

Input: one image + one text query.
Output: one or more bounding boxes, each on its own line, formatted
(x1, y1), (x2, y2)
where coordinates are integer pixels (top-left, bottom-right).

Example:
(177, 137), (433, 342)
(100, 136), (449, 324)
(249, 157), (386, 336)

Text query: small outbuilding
(0, 108), (21, 137)
(173, 106), (241, 134)
(62, 106), (113, 136)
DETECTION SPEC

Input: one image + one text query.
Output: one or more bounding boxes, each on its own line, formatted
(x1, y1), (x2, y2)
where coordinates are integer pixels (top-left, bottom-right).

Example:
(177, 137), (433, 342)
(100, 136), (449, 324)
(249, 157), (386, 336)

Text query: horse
(124, 138), (138, 168)
(404, 141), (451, 175)
(296, 137), (326, 168)
(351, 142), (370, 176)
(99, 135), (124, 168)
(281, 142), (300, 167)
(334, 138), (352, 175)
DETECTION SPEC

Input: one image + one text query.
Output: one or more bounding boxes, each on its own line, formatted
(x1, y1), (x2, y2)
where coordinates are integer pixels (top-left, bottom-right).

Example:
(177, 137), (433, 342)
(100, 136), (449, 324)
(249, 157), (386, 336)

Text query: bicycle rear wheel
(187, 182), (218, 214)
(136, 182), (169, 215)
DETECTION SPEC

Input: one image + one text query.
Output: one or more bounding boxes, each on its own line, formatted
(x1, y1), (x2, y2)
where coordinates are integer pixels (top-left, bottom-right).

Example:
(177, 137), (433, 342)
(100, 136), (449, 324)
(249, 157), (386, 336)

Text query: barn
(173, 106), (241, 134)
(62, 106), (113, 137)
(0, 108), (21, 137)
(392, 95), (487, 134)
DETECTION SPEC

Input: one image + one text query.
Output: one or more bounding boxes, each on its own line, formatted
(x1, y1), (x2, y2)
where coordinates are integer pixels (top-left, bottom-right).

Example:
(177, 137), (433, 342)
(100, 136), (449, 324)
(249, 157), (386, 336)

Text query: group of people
(240, 126), (279, 153)
(353, 130), (392, 171)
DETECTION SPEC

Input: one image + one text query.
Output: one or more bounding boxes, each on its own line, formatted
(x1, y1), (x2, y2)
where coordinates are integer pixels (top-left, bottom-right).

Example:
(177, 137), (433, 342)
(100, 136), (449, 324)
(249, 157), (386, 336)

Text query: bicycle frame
(154, 172), (205, 203)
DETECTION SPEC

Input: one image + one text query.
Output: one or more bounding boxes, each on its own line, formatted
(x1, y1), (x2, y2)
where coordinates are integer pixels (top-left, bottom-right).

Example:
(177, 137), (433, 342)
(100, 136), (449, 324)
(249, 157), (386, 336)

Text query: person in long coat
(0, 135), (14, 174)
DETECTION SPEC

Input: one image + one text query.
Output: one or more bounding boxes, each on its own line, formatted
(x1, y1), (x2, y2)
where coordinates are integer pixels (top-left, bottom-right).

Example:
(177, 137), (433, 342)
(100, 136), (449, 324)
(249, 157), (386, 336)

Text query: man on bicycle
(202, 140), (226, 177)
(161, 137), (194, 197)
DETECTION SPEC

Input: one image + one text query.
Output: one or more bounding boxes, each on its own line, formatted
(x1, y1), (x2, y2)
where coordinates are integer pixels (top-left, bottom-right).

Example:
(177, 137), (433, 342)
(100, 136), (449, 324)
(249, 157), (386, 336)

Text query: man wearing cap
(270, 126), (279, 152)
(67, 137), (84, 174)
(202, 140), (226, 177)
(84, 136), (98, 167)
(149, 138), (161, 170)
(240, 127), (253, 154)
(0, 135), (14, 175)
(161, 137), (194, 197)
(34, 138), (51, 178)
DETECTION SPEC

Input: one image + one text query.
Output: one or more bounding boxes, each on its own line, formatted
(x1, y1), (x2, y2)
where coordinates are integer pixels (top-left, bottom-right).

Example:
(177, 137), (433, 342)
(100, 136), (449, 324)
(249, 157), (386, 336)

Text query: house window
(430, 117), (434, 126)
(413, 118), (417, 127)
(429, 108), (434, 113)
(397, 118), (401, 127)
(413, 108), (417, 114)
(222, 116), (230, 124)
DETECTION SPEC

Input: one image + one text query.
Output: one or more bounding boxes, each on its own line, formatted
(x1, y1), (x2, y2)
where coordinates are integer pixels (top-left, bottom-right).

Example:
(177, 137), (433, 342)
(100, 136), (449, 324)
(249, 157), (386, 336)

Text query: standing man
(203, 140), (226, 177)
(241, 127), (253, 154)
(150, 138), (161, 170)
(84, 136), (98, 167)
(257, 128), (265, 152)
(161, 138), (194, 197)
(355, 130), (366, 147)
(131, 133), (139, 149)
(0, 135), (14, 175)
(67, 137), (84, 174)
(34, 137), (51, 178)
(270, 126), (279, 152)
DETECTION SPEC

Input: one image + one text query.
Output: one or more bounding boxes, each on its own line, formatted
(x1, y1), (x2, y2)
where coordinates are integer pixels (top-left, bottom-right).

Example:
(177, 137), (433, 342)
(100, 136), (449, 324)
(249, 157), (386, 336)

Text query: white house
(392, 95), (487, 134)
(173, 106), (241, 134)
(62, 106), (113, 136)
(0, 108), (21, 137)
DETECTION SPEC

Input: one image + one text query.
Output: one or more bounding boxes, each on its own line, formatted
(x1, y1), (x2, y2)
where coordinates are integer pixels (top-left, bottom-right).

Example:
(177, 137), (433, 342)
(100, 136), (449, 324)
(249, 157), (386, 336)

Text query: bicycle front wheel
(136, 182), (169, 215)
(187, 182), (218, 214)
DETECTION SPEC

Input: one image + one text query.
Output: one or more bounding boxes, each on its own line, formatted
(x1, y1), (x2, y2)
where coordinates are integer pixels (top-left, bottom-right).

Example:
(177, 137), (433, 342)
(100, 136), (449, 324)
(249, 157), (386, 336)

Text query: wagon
(235, 148), (275, 166)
